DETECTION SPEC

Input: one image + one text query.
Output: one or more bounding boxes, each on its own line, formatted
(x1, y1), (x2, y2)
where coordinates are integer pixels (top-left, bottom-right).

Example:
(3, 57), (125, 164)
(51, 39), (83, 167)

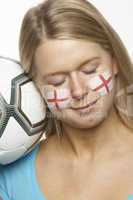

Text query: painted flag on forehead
(44, 88), (71, 111)
(88, 68), (113, 96)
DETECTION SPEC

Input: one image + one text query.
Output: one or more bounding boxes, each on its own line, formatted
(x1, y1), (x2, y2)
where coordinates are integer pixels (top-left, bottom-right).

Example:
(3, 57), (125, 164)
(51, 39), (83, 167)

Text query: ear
(112, 57), (118, 75)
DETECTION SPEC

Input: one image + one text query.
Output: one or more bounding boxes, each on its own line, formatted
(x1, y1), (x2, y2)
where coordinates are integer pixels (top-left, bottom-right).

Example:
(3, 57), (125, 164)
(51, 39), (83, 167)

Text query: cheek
(42, 86), (72, 112)
(97, 80), (116, 116)
(87, 68), (114, 97)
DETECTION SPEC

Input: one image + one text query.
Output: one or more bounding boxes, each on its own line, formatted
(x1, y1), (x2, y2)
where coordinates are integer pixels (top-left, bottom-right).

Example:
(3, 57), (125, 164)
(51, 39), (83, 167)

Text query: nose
(69, 71), (88, 100)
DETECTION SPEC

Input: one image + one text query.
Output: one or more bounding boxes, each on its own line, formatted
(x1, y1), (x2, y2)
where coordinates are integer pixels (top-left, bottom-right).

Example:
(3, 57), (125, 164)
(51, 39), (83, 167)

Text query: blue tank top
(0, 144), (47, 200)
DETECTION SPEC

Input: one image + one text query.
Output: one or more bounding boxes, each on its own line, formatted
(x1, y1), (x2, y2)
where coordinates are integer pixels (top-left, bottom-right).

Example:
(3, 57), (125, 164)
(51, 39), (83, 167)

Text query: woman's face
(34, 39), (118, 129)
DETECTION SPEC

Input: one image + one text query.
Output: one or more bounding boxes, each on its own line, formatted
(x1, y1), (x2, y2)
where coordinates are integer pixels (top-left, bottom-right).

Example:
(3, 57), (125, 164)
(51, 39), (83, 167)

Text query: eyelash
(82, 68), (97, 75)
(53, 81), (65, 87)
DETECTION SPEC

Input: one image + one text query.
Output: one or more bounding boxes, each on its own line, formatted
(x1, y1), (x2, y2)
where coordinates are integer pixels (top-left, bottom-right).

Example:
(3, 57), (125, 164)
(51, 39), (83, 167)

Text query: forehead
(34, 39), (109, 76)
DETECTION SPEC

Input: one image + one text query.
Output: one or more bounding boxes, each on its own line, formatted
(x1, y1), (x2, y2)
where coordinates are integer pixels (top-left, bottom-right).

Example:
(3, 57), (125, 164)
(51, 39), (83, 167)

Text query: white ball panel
(0, 117), (42, 149)
(23, 131), (44, 149)
(0, 145), (26, 165)
(21, 82), (46, 123)
(0, 58), (22, 104)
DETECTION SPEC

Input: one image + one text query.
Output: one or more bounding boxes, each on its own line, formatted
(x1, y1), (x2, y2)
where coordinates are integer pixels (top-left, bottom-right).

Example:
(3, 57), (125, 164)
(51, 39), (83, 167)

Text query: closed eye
(46, 74), (66, 86)
(52, 81), (65, 86)
(82, 68), (97, 75)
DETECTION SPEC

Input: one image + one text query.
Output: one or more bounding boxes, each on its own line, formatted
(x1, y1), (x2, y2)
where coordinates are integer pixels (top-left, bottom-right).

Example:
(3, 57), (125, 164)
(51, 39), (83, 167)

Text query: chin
(59, 109), (107, 129)
(62, 117), (105, 130)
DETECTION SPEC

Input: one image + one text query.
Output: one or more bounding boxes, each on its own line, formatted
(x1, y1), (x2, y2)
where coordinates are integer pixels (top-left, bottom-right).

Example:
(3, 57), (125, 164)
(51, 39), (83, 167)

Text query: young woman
(0, 0), (133, 199)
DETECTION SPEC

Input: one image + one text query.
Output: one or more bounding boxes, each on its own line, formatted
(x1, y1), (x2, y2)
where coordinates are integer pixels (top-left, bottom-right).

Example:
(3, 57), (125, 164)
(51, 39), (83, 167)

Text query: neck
(57, 105), (130, 161)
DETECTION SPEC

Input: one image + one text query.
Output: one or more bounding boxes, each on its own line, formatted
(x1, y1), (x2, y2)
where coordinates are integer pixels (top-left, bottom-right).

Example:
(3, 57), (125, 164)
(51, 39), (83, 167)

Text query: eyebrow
(43, 56), (100, 78)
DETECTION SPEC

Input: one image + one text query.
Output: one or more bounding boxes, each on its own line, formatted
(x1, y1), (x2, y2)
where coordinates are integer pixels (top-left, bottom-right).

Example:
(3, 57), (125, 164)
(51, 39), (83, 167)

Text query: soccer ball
(0, 56), (50, 165)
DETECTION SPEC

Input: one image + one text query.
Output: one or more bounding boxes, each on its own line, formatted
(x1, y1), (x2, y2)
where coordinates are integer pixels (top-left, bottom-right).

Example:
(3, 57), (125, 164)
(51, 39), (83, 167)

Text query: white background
(0, 0), (133, 61)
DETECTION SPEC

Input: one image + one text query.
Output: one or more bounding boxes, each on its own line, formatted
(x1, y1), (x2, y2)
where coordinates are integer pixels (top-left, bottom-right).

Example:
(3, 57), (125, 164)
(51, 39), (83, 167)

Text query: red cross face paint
(88, 68), (113, 97)
(43, 86), (71, 112)
(43, 68), (113, 113)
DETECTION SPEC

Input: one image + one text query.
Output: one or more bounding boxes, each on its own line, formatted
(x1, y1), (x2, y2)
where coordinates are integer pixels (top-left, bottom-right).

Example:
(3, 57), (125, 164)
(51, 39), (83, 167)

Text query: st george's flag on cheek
(43, 68), (114, 112)
(88, 68), (113, 97)
(43, 87), (71, 111)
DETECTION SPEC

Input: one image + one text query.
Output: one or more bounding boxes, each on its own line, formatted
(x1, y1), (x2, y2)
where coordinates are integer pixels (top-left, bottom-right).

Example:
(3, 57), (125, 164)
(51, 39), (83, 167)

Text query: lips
(71, 99), (98, 110)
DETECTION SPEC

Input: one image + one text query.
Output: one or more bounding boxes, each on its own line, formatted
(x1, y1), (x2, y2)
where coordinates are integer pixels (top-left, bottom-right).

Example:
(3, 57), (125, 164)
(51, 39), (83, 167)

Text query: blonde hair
(19, 0), (133, 137)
